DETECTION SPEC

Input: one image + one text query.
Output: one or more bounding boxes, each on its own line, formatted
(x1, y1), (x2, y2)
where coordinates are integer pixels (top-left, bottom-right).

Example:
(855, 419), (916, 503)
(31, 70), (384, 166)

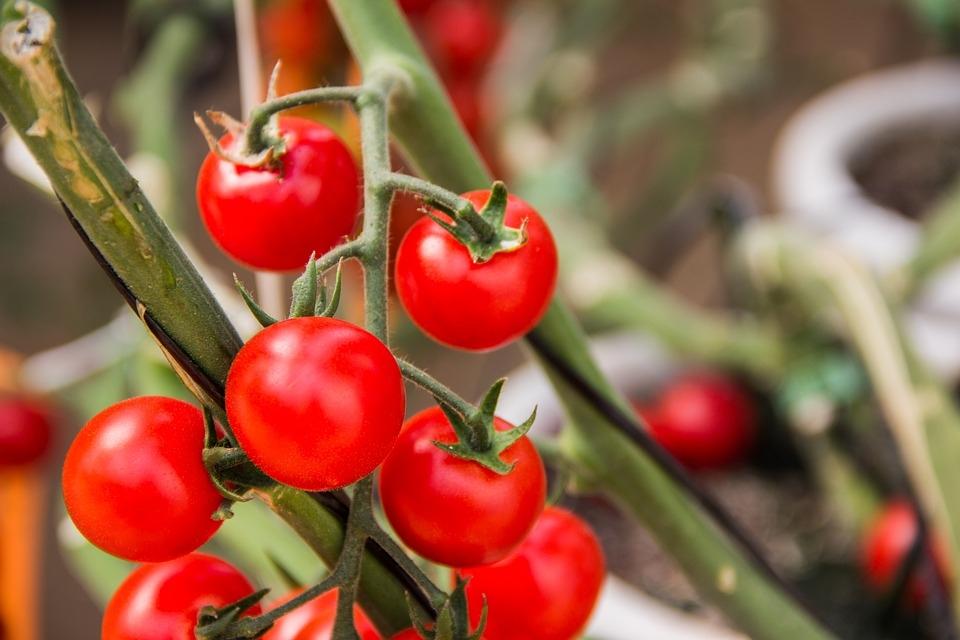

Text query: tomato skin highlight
(460, 507), (605, 640)
(196, 116), (359, 272)
(0, 395), (52, 467)
(648, 373), (756, 470)
(379, 407), (546, 567)
(226, 317), (405, 491)
(62, 396), (222, 562)
(102, 553), (260, 640)
(264, 589), (380, 640)
(395, 191), (558, 351)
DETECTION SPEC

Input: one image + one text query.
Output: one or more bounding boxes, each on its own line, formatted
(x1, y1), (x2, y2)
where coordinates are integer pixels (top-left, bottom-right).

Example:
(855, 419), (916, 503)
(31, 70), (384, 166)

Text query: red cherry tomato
(389, 630), (422, 640)
(445, 79), (485, 142)
(395, 190), (558, 351)
(0, 395), (52, 467)
(102, 553), (260, 640)
(197, 116), (359, 272)
(648, 373), (756, 470)
(425, 0), (502, 76)
(62, 397), (222, 562)
(226, 317), (405, 490)
(379, 407), (546, 567)
(460, 507), (605, 640)
(861, 499), (948, 606)
(265, 588), (379, 640)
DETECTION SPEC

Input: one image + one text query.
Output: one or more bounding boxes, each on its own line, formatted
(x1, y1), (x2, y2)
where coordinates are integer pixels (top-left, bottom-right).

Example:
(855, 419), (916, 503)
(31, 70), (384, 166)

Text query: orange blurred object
(0, 468), (47, 640)
(259, 0), (332, 69)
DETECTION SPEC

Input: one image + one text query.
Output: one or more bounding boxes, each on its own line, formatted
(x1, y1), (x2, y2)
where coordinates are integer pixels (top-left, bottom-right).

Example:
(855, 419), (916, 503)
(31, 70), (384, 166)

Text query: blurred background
(1, 0), (959, 638)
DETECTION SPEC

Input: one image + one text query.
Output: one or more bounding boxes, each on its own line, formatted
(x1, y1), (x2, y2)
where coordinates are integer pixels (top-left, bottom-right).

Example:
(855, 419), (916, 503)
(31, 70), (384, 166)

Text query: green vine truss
(0, 1), (839, 639)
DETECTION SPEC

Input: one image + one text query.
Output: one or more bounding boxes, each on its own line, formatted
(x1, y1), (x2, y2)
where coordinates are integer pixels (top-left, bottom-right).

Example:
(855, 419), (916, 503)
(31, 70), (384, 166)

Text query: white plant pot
(771, 59), (960, 379)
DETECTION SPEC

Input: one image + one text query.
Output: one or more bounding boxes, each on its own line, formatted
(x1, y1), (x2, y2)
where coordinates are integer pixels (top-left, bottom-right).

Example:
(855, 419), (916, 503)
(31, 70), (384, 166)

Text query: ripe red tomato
(102, 553), (261, 640)
(394, 191), (558, 351)
(0, 395), (52, 466)
(62, 397), (222, 562)
(389, 630), (421, 640)
(646, 373), (756, 470)
(197, 116), (359, 272)
(379, 407), (546, 567)
(460, 507), (605, 640)
(265, 588), (379, 640)
(226, 317), (404, 490)
(861, 499), (948, 606)
(424, 0), (502, 75)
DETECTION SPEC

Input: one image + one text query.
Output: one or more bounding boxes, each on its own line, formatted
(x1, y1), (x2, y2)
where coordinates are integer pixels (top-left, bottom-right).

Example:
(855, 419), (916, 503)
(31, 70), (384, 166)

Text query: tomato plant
(62, 396), (222, 562)
(379, 406), (546, 567)
(196, 116), (359, 272)
(102, 553), (260, 640)
(226, 316), (405, 490)
(264, 588), (379, 640)
(642, 373), (757, 470)
(459, 507), (605, 640)
(395, 188), (558, 351)
(0, 395), (52, 466)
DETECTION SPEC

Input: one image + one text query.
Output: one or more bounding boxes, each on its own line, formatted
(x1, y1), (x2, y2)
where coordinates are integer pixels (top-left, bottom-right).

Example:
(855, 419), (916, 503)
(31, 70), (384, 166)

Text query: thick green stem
(329, 1), (832, 638)
(0, 4), (241, 402)
(397, 359), (475, 418)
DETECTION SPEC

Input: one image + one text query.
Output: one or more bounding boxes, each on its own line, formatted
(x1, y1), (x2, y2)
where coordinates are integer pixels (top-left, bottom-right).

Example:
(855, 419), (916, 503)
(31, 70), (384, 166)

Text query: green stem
(397, 359), (475, 419)
(0, 4), (242, 402)
(112, 12), (206, 226)
(244, 85), (361, 153)
(382, 172), (473, 218)
(329, 1), (832, 638)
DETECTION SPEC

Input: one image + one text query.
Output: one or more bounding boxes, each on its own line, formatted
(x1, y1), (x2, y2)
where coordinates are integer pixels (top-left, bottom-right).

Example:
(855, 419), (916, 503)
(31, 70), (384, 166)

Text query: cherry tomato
(460, 507), (605, 640)
(102, 553), (260, 640)
(226, 317), (405, 490)
(389, 630), (422, 640)
(0, 395), (52, 467)
(395, 190), (558, 351)
(425, 0), (502, 76)
(197, 117), (359, 272)
(861, 499), (948, 606)
(62, 397), (222, 562)
(446, 79), (485, 143)
(379, 407), (546, 567)
(265, 588), (379, 640)
(647, 373), (756, 470)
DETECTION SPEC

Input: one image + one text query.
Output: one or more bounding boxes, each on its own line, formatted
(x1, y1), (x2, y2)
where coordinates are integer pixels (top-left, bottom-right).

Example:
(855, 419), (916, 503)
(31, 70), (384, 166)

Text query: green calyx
(428, 181), (527, 263)
(433, 379), (537, 475)
(194, 588), (272, 640)
(407, 578), (486, 640)
(234, 255), (343, 329)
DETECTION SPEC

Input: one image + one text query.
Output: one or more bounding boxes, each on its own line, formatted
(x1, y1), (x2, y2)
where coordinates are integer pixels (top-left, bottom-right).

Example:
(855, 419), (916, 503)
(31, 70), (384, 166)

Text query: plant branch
(397, 359), (475, 419)
(329, 1), (832, 638)
(740, 222), (960, 622)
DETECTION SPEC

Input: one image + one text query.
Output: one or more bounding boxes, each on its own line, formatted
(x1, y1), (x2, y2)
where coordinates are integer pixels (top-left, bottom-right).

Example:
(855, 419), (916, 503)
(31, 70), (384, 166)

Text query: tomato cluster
(635, 372), (757, 470)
